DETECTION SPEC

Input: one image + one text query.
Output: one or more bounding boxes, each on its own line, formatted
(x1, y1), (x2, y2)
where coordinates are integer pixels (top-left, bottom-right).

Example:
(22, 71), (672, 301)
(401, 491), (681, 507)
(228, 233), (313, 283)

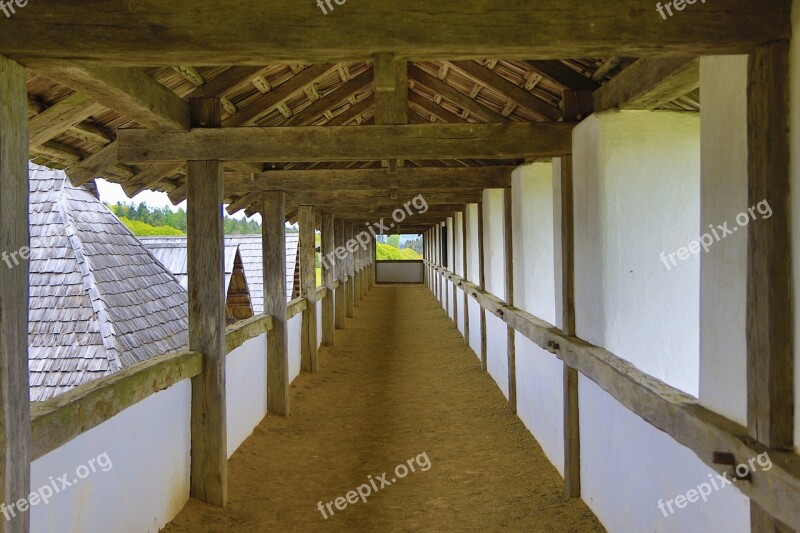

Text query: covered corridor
(163, 285), (602, 532)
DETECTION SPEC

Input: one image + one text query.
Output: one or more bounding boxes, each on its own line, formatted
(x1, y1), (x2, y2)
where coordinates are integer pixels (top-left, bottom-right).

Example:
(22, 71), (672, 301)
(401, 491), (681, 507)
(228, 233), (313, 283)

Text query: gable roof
(28, 164), (188, 401)
(226, 234), (300, 313)
(139, 237), (241, 292)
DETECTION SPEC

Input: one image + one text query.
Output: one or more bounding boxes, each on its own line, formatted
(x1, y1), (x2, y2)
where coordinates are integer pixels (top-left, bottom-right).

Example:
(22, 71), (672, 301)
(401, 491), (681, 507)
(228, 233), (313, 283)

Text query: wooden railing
(425, 260), (800, 529)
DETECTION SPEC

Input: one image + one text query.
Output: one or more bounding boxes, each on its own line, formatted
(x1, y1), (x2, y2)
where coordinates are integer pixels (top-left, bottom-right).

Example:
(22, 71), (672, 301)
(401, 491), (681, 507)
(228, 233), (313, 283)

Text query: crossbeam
(0, 1), (789, 66)
(117, 123), (573, 163)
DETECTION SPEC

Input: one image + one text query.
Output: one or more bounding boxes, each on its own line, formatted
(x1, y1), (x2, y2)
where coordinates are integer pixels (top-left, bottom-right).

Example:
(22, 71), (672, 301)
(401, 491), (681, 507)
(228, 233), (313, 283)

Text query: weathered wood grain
(116, 123), (575, 163)
(593, 57), (700, 111)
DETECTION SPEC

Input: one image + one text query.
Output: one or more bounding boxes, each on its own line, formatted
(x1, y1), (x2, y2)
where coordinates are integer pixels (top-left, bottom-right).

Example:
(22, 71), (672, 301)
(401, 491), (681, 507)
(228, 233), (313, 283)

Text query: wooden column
(477, 202), (488, 371)
(321, 213), (335, 347)
(334, 219), (347, 330)
(747, 41), (794, 532)
(0, 55), (31, 533)
(299, 205), (318, 373)
(451, 215), (459, 328)
(346, 224), (355, 317)
(462, 208), (470, 346)
(263, 192), (289, 415)
(187, 97), (227, 507)
(556, 156), (580, 498)
(504, 186), (516, 414)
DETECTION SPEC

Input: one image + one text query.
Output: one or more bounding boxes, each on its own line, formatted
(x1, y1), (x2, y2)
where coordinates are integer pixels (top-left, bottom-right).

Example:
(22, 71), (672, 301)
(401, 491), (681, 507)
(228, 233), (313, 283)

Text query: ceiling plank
(223, 63), (339, 126)
(593, 57), (700, 111)
(409, 64), (508, 123)
(449, 60), (562, 121)
(282, 69), (372, 126)
(35, 66), (190, 132)
(325, 94), (375, 126)
(1, 1), (788, 65)
(409, 92), (466, 123)
(117, 122), (573, 163)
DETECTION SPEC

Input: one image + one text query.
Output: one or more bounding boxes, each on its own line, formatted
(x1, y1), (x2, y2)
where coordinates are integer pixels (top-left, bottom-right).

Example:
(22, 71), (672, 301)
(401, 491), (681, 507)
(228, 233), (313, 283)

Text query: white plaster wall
(791, 0), (800, 454)
(573, 111), (701, 396)
(288, 314), (302, 383)
(510, 162), (564, 472)
(468, 298), (482, 359)
(482, 189), (506, 300)
(466, 204), (480, 285)
(31, 381), (191, 533)
(516, 333), (564, 474)
(454, 212), (464, 277)
(485, 312), (509, 398)
(316, 300), (322, 349)
(456, 287), (465, 337)
(376, 262), (424, 283)
(447, 280), (454, 319)
(227, 334), (268, 457)
(699, 56), (748, 426)
(512, 163), (556, 323)
(580, 375), (749, 533)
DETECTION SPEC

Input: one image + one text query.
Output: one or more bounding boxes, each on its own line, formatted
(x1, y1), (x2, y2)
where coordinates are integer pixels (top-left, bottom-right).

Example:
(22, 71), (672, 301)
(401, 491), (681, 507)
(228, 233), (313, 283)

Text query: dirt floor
(162, 284), (605, 532)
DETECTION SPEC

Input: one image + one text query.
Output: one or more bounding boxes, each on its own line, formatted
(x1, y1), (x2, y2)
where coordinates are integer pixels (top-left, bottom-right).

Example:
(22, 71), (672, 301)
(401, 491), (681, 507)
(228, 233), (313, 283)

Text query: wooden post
(451, 215), (459, 329)
(0, 54), (31, 533)
(462, 208), (470, 346)
(556, 156), (580, 498)
(187, 97), (227, 507)
(263, 192), (289, 415)
(321, 213), (335, 347)
(346, 224), (355, 317)
(335, 219), (347, 329)
(477, 202), (488, 371)
(746, 41), (794, 532)
(504, 186), (516, 414)
(299, 205), (318, 373)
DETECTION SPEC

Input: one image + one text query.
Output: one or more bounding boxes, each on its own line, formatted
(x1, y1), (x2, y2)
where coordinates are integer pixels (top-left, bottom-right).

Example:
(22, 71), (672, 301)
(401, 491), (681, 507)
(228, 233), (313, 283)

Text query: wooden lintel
(593, 57), (700, 112)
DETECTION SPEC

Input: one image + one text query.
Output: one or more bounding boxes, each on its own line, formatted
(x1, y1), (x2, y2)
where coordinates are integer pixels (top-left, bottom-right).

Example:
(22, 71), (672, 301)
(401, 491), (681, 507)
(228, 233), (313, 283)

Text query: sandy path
(163, 284), (604, 532)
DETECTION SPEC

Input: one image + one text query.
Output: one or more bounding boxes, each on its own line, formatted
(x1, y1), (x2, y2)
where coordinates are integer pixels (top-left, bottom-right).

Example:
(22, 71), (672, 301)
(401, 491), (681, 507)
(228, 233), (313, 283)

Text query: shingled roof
(28, 164), (188, 401)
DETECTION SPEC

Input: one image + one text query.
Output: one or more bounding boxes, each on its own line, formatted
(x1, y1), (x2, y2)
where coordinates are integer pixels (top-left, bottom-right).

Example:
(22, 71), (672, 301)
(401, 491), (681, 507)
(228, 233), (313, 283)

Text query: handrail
(287, 297), (307, 320)
(31, 350), (202, 460)
(226, 314), (273, 354)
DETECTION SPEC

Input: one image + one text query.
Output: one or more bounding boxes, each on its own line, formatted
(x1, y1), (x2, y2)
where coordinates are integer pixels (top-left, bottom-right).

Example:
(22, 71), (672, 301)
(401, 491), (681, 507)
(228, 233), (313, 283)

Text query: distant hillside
(376, 242), (422, 260)
(108, 201), (261, 236)
(118, 216), (185, 236)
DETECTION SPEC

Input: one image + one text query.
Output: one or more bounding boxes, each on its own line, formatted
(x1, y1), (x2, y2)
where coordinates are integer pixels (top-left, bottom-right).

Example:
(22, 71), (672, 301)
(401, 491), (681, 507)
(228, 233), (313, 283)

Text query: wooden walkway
(163, 285), (604, 532)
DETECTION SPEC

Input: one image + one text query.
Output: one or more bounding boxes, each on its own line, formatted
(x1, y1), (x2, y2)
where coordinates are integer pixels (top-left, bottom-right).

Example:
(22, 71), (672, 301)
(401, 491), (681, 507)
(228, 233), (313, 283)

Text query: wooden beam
(746, 40), (793, 451)
(36, 67), (190, 132)
(117, 122), (574, 163)
(409, 92), (467, 123)
(227, 167), (513, 193)
(556, 156), (580, 498)
(28, 92), (105, 148)
(503, 187), (516, 413)
(449, 60), (562, 121)
(66, 141), (121, 186)
(409, 64), (508, 123)
(187, 98), (227, 507)
(525, 60), (599, 91)
(334, 219), (347, 329)
(375, 54), (409, 171)
(477, 202), (487, 370)
(2, 1), (788, 66)
(0, 54), (31, 533)
(746, 47), (792, 533)
(461, 208), (470, 346)
(593, 57), (700, 112)
(263, 191), (290, 416)
(346, 225), (355, 318)
(322, 214), (336, 348)
(299, 205), (319, 372)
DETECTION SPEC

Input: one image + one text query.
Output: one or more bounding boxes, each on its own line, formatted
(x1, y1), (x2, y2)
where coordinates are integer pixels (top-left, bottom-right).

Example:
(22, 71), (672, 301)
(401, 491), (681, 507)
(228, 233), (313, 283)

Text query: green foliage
(118, 216), (185, 236)
(386, 235), (401, 248)
(108, 201), (261, 235)
(376, 242), (422, 261)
